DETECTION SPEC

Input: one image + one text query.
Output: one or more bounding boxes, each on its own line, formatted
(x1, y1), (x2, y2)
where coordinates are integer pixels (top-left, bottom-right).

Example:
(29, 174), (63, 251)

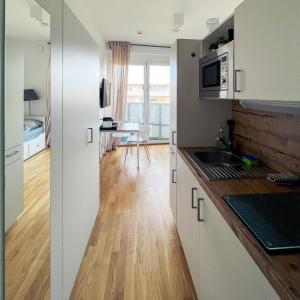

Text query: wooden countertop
(178, 147), (300, 300)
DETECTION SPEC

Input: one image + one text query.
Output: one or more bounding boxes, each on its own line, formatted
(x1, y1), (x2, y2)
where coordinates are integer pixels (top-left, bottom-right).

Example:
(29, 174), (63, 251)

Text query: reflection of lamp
(24, 89), (39, 116)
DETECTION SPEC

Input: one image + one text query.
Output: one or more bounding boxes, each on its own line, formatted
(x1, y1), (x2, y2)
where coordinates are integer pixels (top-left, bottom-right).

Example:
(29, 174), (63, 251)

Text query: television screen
(100, 78), (112, 108)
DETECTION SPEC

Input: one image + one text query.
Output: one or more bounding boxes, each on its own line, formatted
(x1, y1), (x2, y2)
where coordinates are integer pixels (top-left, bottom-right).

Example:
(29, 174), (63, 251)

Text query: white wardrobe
(5, 38), (24, 231)
(61, 4), (100, 298)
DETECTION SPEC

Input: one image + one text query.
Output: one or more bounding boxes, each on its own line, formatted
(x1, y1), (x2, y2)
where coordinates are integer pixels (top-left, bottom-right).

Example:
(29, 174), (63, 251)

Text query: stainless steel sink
(194, 151), (244, 167)
(185, 148), (269, 181)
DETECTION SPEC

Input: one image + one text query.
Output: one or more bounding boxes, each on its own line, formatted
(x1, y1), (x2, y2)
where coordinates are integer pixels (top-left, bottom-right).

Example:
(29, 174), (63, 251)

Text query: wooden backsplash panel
(232, 102), (300, 173)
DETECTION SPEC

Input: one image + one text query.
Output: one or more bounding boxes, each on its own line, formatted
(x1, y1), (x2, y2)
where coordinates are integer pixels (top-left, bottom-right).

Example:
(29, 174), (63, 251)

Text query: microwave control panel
(220, 54), (228, 90)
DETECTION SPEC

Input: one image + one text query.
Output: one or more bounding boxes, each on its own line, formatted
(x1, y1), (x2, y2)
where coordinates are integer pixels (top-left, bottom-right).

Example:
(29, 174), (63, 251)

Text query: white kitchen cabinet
(176, 154), (201, 297)
(198, 183), (279, 300)
(169, 147), (177, 221)
(5, 38), (24, 150)
(5, 38), (24, 231)
(234, 0), (300, 101)
(176, 154), (279, 300)
(169, 41), (177, 150)
(169, 39), (231, 223)
(5, 158), (23, 231)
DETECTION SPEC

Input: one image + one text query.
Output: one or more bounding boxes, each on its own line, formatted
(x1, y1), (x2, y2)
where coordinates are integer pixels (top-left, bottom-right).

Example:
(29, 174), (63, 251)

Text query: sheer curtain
(108, 41), (131, 149)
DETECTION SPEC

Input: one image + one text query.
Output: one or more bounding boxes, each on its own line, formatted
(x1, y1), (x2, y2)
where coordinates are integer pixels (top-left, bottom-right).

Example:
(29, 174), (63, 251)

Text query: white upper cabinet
(234, 0), (300, 101)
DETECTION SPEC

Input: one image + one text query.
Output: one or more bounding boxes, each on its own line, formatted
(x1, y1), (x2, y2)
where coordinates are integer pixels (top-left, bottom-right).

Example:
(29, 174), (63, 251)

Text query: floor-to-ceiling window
(125, 63), (170, 142)
(149, 65), (170, 141)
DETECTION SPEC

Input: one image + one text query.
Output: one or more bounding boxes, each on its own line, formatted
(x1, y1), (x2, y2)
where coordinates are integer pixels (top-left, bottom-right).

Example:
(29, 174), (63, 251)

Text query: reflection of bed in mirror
(23, 115), (46, 160)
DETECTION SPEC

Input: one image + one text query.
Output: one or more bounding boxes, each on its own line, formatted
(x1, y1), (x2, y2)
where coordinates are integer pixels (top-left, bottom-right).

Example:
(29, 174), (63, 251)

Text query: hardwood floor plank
(71, 145), (197, 300)
(5, 145), (196, 300)
(5, 149), (50, 300)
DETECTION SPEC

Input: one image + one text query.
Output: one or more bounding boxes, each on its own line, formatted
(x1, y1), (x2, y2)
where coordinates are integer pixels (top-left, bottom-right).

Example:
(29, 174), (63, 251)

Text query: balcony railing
(125, 102), (170, 140)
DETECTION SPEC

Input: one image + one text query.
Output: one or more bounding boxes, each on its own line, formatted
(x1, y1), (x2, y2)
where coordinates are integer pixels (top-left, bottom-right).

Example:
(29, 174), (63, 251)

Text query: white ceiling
(83, 0), (243, 46)
(6, 0), (50, 42)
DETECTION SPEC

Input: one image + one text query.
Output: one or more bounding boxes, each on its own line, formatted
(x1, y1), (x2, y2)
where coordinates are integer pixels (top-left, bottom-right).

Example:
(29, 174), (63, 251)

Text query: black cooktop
(223, 193), (300, 254)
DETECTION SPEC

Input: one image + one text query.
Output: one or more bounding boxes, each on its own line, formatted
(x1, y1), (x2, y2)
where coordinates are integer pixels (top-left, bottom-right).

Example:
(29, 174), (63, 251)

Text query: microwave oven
(199, 41), (234, 99)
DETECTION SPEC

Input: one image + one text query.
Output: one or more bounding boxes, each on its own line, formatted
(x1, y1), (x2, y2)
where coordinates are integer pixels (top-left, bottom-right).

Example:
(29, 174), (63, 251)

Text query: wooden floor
(5, 145), (196, 300)
(5, 149), (50, 300)
(71, 145), (196, 300)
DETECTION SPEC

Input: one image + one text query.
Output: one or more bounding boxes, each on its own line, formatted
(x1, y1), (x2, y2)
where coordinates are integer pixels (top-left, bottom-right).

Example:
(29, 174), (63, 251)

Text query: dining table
(100, 122), (141, 169)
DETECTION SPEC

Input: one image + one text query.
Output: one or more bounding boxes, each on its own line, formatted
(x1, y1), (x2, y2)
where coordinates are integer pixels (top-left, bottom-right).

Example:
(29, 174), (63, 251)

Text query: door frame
(36, 0), (64, 299)
(0, 0), (5, 297)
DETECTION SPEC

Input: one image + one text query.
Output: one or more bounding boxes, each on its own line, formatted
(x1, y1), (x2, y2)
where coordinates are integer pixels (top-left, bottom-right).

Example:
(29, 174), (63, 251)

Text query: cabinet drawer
(5, 145), (22, 166)
(28, 133), (45, 157)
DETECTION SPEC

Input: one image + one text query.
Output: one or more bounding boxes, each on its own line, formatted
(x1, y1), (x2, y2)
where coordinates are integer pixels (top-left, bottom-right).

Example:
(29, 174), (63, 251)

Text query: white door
(126, 64), (145, 124)
(148, 64), (170, 141)
(62, 4), (99, 298)
(126, 64), (171, 142)
(176, 154), (201, 298)
(234, 0), (300, 101)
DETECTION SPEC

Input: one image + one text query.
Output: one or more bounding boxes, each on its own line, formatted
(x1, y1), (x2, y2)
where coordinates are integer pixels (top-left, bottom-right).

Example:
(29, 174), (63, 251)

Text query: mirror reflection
(5, 0), (51, 298)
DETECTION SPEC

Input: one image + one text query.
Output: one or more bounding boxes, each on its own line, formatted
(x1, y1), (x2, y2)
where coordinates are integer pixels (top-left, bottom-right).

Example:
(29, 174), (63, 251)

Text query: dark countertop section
(178, 147), (300, 300)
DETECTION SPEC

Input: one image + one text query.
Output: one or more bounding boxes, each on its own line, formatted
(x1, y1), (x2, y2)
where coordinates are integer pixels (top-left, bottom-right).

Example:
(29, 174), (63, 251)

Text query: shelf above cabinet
(202, 14), (234, 57)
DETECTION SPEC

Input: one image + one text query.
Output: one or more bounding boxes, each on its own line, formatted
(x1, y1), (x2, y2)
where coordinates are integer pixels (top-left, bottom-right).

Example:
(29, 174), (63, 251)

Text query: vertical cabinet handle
(171, 169), (176, 183)
(172, 131), (176, 146)
(87, 128), (93, 144)
(234, 69), (242, 93)
(191, 188), (197, 209)
(197, 198), (204, 222)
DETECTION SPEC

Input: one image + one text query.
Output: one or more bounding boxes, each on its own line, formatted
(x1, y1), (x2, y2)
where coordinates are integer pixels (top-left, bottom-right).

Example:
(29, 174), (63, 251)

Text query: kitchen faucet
(216, 127), (232, 151)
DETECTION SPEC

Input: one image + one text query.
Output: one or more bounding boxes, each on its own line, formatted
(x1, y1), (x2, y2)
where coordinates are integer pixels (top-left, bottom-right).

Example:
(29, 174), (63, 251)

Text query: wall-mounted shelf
(202, 14), (234, 57)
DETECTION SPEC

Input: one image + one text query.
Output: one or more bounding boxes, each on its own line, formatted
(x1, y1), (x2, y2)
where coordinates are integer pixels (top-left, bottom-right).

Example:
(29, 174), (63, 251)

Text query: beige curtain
(109, 41), (131, 149)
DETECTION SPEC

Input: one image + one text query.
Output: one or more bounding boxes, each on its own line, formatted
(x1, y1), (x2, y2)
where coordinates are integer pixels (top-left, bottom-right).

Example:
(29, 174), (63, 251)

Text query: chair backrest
(139, 125), (150, 140)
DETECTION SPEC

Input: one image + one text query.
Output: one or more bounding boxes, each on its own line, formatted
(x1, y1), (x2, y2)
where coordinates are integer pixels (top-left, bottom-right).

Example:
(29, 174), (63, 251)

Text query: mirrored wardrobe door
(5, 0), (51, 298)
(0, 0), (5, 298)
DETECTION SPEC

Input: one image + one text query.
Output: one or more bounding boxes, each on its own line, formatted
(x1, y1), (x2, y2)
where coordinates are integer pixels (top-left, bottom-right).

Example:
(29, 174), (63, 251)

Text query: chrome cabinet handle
(197, 198), (204, 222)
(191, 187), (197, 209)
(172, 131), (176, 146)
(234, 69), (242, 93)
(171, 169), (176, 183)
(87, 128), (93, 144)
(5, 150), (19, 158)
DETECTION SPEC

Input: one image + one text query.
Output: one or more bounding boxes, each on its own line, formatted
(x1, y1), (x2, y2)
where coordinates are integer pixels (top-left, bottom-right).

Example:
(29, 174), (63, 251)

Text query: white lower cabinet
(169, 147), (177, 221)
(5, 158), (24, 231)
(177, 154), (201, 297)
(176, 154), (279, 300)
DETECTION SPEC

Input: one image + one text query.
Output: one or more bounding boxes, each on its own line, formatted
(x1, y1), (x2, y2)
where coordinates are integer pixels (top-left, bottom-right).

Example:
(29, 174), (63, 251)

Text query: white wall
(24, 41), (50, 116)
